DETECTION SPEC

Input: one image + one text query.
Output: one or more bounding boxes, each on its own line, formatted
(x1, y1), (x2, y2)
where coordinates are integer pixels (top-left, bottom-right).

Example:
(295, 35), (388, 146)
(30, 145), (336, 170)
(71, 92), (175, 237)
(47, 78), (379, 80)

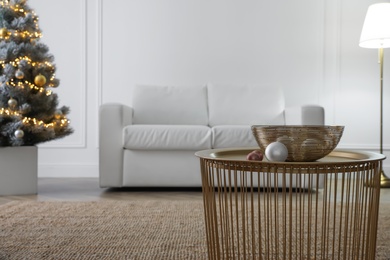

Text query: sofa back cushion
(207, 83), (285, 126)
(133, 85), (208, 125)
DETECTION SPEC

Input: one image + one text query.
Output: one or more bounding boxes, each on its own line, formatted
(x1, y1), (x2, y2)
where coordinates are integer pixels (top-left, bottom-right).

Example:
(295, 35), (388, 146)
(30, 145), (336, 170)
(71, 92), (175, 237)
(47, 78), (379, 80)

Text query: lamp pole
(379, 47), (390, 187)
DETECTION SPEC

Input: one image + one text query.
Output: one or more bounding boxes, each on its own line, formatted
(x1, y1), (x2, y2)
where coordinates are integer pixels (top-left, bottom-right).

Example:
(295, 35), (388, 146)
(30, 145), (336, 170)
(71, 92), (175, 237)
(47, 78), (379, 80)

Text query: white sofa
(99, 84), (324, 188)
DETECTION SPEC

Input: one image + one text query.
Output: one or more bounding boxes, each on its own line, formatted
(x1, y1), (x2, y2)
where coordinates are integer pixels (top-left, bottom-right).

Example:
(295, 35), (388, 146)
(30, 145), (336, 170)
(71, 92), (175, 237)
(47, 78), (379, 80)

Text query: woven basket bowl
(251, 125), (345, 162)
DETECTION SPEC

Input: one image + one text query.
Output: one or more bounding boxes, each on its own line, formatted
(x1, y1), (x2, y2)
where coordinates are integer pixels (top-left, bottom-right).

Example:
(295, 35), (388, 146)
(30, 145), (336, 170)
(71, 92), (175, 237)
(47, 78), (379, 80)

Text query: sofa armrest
(99, 103), (133, 187)
(284, 105), (324, 125)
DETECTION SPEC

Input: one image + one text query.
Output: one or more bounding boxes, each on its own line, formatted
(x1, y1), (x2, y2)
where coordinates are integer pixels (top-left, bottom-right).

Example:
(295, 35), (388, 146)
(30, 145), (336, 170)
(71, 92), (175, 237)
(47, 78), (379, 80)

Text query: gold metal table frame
(195, 148), (386, 260)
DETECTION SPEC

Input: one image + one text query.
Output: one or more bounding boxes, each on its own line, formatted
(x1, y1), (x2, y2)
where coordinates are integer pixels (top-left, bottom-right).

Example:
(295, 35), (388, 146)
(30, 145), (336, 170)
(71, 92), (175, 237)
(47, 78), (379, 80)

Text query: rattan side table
(195, 148), (386, 260)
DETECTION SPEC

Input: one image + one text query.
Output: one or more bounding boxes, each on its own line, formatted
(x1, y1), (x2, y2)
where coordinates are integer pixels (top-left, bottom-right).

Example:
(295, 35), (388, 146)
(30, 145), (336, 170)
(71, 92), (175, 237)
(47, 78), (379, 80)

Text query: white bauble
(14, 129), (24, 139)
(265, 142), (288, 162)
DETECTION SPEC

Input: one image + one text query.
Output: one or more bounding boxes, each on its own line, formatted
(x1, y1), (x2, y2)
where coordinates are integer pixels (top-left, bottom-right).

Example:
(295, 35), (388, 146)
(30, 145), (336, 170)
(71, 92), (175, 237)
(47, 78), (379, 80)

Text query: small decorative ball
(265, 142), (288, 162)
(0, 28), (9, 38)
(246, 150), (264, 161)
(15, 69), (24, 79)
(14, 129), (24, 139)
(34, 74), (46, 87)
(8, 98), (18, 109)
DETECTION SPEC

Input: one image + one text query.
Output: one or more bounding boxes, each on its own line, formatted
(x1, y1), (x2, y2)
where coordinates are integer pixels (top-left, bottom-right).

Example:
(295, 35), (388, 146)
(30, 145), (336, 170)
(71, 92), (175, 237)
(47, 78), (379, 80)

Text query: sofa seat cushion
(132, 85), (208, 125)
(123, 125), (212, 150)
(212, 125), (258, 148)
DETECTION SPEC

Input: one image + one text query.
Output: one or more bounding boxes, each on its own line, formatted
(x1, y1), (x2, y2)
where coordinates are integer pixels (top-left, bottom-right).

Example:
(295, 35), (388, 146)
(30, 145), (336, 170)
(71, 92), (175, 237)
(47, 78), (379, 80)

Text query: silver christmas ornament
(8, 98), (18, 109)
(14, 129), (24, 139)
(15, 69), (24, 79)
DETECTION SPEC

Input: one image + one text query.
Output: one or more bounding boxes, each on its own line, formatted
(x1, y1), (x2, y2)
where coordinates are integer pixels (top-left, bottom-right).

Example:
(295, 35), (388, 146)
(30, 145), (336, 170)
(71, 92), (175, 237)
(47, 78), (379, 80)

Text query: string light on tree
(54, 109), (62, 119)
(0, 0), (73, 146)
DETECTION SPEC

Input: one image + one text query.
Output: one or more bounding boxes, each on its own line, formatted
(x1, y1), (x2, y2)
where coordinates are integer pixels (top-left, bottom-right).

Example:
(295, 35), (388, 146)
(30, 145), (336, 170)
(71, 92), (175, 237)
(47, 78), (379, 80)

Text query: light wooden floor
(1, 178), (390, 206)
(0, 178), (203, 205)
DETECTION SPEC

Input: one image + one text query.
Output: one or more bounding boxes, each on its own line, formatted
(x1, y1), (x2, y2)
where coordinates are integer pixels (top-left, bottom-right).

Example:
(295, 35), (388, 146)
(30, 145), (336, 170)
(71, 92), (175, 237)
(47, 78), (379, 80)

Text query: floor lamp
(359, 3), (390, 188)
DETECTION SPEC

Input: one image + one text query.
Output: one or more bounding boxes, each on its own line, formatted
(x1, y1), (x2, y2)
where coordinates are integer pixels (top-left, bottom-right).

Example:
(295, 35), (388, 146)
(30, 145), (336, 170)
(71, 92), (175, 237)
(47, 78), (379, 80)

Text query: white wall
(29, 0), (389, 177)
(102, 0), (323, 106)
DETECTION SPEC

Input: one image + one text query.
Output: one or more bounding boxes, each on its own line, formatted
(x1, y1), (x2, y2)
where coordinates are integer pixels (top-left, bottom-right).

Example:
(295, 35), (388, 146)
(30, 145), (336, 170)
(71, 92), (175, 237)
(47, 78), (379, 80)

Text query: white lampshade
(359, 3), (390, 48)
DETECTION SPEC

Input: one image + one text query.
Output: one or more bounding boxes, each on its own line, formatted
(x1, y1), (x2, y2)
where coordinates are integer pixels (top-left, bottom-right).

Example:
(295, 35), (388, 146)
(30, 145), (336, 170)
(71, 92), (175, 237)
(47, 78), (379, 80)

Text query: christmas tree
(0, 0), (72, 146)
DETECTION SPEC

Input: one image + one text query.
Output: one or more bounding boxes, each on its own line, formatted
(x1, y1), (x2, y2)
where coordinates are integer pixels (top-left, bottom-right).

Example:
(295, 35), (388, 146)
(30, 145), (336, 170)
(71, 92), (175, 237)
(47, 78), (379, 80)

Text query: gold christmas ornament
(15, 69), (24, 79)
(34, 74), (46, 87)
(7, 98), (18, 109)
(0, 28), (9, 38)
(14, 129), (24, 139)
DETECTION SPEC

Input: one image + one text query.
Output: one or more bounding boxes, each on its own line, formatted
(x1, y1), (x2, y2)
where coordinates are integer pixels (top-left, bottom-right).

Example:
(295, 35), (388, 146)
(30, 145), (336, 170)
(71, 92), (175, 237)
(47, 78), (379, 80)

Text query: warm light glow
(22, 117), (53, 128)
(0, 0), (40, 32)
(6, 81), (53, 96)
(0, 108), (20, 116)
(0, 109), (70, 129)
(0, 56), (56, 93)
(359, 3), (390, 48)
(0, 56), (54, 70)
(0, 29), (42, 40)
(22, 116), (70, 128)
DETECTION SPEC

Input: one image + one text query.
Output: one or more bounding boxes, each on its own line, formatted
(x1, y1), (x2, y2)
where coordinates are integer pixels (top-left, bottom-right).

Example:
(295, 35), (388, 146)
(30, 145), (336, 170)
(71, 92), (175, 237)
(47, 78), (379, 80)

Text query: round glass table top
(195, 147), (386, 164)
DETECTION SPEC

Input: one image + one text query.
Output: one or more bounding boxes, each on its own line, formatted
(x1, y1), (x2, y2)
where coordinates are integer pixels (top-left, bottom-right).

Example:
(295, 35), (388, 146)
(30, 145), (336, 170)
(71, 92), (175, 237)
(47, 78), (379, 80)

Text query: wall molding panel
(98, 0), (104, 108)
(95, 0), (103, 149)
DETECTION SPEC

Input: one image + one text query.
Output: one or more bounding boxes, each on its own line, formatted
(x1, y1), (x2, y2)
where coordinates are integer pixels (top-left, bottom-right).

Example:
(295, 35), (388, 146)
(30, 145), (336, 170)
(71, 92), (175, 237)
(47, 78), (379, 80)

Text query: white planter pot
(0, 146), (37, 196)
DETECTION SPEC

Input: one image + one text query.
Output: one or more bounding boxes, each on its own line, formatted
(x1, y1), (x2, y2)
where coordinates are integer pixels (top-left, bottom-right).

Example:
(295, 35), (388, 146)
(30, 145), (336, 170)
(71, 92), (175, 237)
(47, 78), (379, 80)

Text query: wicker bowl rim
(251, 125), (345, 162)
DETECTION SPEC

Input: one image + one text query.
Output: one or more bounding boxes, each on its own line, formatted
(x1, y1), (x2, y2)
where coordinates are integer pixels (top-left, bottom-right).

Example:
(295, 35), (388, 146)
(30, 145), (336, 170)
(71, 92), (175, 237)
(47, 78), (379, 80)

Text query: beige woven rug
(0, 200), (389, 260)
